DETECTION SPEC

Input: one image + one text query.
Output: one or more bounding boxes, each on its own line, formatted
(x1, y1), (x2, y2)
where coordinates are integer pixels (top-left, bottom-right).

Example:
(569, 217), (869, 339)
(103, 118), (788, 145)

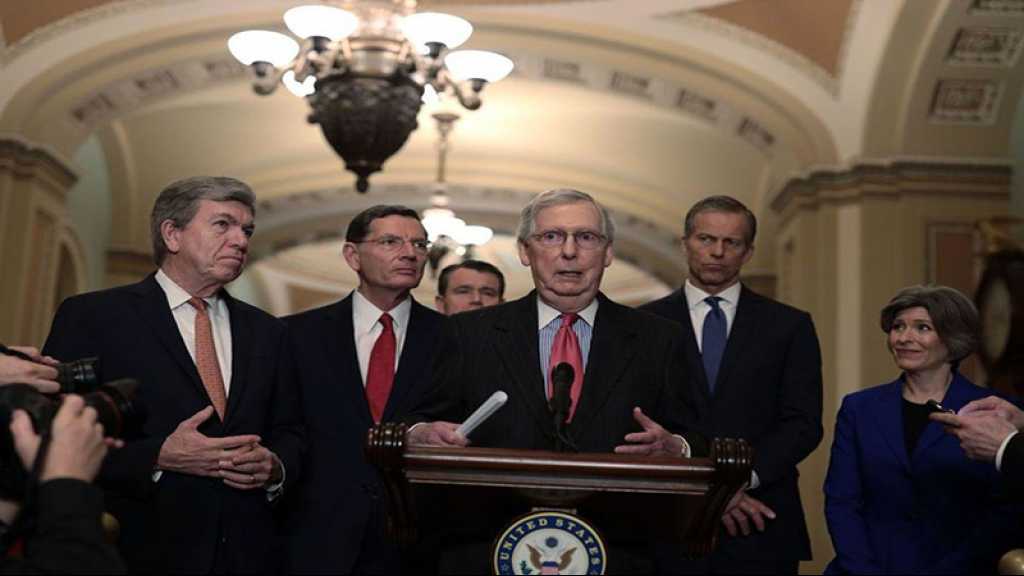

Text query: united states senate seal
(492, 511), (607, 575)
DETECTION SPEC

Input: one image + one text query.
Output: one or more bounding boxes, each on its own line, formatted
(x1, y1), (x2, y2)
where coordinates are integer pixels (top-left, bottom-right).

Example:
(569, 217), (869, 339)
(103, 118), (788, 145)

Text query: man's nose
(561, 236), (579, 257)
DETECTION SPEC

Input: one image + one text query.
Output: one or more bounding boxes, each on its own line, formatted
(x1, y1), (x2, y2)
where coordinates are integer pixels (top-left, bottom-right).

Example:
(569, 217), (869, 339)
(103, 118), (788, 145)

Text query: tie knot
(187, 296), (208, 313)
(378, 313), (394, 330)
(559, 313), (579, 328)
(705, 296), (723, 310)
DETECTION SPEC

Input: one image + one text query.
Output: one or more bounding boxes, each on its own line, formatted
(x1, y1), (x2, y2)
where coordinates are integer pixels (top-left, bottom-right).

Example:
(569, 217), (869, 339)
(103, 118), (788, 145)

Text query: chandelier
(228, 1), (514, 193)
(422, 111), (493, 274)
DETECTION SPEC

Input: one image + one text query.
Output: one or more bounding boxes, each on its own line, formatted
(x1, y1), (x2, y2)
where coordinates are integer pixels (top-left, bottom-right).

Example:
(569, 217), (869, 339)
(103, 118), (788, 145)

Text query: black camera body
(0, 356), (141, 500)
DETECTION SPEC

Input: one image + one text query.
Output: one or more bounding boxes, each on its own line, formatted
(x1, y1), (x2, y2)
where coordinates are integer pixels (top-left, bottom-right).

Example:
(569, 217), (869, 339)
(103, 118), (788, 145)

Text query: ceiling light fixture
(228, 1), (514, 193)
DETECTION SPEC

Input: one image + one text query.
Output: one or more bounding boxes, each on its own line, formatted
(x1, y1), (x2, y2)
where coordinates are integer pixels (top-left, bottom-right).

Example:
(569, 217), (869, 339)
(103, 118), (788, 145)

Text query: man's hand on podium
(407, 421), (469, 447)
(613, 407), (684, 457)
(721, 490), (776, 537)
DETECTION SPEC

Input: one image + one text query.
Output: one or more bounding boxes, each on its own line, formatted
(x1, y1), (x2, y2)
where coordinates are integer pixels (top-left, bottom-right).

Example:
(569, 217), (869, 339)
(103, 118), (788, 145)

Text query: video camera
(0, 347), (142, 500)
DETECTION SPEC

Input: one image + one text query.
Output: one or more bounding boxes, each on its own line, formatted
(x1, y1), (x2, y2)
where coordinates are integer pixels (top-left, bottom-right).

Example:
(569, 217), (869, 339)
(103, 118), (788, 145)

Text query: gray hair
(879, 284), (980, 364)
(684, 195), (757, 246)
(515, 188), (616, 244)
(150, 176), (256, 265)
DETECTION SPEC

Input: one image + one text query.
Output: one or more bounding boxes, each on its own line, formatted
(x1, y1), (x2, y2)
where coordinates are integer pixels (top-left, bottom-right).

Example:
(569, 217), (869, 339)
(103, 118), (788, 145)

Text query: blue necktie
(702, 296), (726, 394)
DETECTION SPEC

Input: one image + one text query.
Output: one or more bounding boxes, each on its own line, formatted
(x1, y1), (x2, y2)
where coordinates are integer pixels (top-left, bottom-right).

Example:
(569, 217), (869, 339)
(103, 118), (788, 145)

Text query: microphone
(549, 362), (577, 452)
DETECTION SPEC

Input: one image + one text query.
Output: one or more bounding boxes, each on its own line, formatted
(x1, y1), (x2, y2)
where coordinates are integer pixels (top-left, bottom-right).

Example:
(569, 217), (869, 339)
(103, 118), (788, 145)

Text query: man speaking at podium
(408, 188), (707, 573)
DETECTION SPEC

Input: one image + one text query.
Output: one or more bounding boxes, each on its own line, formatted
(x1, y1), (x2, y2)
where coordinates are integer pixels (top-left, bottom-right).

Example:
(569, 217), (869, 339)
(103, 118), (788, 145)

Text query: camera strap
(1, 429), (52, 553)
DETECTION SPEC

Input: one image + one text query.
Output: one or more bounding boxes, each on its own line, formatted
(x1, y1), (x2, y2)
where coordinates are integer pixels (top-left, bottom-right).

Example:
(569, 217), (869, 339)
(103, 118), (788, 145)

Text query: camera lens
(83, 379), (141, 438)
(56, 357), (100, 394)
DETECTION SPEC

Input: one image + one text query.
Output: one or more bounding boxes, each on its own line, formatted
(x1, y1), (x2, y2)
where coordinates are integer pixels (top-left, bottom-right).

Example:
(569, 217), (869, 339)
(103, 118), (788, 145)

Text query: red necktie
(548, 313), (584, 421)
(365, 313), (396, 423)
(187, 297), (227, 419)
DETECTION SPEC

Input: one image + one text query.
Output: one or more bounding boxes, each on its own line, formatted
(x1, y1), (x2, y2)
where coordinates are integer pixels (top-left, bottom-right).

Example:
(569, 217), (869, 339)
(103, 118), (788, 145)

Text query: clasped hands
(158, 406), (281, 490)
(408, 406), (684, 456)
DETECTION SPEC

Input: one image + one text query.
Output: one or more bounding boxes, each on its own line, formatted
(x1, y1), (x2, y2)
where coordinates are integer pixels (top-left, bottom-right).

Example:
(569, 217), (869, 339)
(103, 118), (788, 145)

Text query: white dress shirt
(156, 269), (233, 391)
(352, 290), (412, 386)
(684, 279), (741, 353)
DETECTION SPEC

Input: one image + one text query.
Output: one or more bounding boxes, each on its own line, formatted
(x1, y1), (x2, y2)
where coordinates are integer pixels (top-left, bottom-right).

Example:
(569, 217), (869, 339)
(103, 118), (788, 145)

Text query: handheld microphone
(549, 362), (577, 452)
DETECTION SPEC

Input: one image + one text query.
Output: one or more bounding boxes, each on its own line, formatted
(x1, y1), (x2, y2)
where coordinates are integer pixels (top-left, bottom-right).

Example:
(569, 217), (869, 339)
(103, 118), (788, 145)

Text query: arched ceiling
(1, 0), (1019, 308)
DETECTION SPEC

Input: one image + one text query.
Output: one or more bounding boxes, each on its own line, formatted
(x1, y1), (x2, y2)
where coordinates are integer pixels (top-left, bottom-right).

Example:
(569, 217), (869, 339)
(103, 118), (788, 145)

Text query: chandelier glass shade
(228, 1), (513, 193)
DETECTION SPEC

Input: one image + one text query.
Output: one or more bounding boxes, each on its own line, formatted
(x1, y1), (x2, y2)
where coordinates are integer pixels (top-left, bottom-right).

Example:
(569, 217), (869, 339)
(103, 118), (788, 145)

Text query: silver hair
(150, 176), (256, 265)
(515, 188), (616, 244)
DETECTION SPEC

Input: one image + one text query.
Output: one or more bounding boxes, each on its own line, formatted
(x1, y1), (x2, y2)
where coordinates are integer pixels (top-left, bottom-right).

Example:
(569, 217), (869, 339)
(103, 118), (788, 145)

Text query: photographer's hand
(0, 346), (60, 393)
(157, 406), (261, 478)
(218, 443), (282, 490)
(9, 395), (108, 482)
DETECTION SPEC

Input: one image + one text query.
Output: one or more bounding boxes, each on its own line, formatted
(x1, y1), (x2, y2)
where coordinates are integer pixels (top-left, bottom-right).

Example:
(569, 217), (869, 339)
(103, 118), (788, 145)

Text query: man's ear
(342, 242), (361, 273)
(435, 295), (447, 314)
(741, 243), (755, 265)
(603, 245), (614, 268)
(517, 240), (531, 267)
(161, 220), (181, 255)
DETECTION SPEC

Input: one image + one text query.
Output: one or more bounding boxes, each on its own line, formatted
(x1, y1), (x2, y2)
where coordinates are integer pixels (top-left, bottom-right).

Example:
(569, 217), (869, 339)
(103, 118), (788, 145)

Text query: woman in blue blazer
(824, 285), (1019, 574)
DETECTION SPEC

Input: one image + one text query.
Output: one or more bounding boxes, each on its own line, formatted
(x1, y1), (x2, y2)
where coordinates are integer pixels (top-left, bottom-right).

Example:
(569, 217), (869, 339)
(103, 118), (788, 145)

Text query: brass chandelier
(228, 1), (513, 192)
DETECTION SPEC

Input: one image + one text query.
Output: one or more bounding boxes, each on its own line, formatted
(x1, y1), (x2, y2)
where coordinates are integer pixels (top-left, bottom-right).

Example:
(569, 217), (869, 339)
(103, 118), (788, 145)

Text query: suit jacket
(415, 291), (705, 453)
(42, 274), (304, 574)
(824, 373), (1020, 574)
(282, 293), (445, 574)
(409, 292), (706, 573)
(641, 285), (823, 566)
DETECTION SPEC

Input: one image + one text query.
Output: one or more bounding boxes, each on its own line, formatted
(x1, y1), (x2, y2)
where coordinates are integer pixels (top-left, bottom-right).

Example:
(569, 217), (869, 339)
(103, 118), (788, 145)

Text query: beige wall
(773, 161), (1011, 574)
(0, 137), (83, 347)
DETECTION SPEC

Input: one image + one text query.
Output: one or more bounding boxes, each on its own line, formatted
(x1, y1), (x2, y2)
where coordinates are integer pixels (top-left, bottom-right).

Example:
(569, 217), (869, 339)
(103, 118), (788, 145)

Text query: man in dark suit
(283, 205), (445, 574)
(409, 189), (706, 572)
(42, 176), (304, 574)
(641, 195), (823, 574)
(933, 395), (1024, 488)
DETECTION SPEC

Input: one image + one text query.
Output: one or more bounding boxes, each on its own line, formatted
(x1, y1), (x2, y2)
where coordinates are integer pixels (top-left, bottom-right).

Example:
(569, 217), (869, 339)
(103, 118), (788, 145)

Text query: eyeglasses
(530, 229), (607, 250)
(355, 235), (432, 254)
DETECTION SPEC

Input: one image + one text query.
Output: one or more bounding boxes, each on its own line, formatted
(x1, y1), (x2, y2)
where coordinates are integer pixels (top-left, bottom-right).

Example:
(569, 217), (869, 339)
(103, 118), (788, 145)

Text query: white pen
(456, 390), (509, 438)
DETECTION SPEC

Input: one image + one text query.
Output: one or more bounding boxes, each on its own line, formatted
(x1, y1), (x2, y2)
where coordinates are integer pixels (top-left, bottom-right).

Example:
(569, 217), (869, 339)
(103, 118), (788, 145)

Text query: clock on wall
(976, 250), (1024, 395)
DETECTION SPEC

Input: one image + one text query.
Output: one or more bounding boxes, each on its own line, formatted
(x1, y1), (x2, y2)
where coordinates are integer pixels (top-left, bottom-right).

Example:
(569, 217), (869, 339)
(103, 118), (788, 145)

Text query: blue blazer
(824, 372), (1019, 574)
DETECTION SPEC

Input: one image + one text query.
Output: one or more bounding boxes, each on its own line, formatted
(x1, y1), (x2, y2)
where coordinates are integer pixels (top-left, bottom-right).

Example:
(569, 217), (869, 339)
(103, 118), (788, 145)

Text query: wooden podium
(366, 422), (752, 565)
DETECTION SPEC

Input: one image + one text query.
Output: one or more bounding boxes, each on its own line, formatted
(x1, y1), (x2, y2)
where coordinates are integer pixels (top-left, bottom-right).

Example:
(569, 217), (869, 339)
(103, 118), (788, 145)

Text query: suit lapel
(129, 275), (206, 399)
(492, 294), (551, 433)
(222, 291), (249, 424)
(873, 379), (912, 473)
(672, 290), (712, 404)
(569, 295), (639, 436)
(912, 373), (972, 462)
(327, 294), (375, 426)
(384, 299), (430, 421)
(714, 286), (758, 400)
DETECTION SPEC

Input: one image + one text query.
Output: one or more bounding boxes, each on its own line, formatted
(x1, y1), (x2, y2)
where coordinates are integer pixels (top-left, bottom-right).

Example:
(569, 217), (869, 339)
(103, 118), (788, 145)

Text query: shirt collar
(156, 269), (220, 310)
(684, 278), (741, 310)
(352, 289), (412, 335)
(536, 295), (599, 331)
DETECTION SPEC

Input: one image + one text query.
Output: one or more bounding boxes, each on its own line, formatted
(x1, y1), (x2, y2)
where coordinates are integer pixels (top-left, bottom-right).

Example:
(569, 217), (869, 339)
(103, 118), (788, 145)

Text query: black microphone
(549, 362), (577, 452)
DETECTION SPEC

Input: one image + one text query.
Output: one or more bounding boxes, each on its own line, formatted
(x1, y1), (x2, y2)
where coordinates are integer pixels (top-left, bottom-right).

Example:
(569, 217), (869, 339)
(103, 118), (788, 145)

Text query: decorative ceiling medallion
(609, 71), (652, 98)
(970, 0), (1024, 16)
(930, 79), (1003, 124)
(948, 27), (1023, 66)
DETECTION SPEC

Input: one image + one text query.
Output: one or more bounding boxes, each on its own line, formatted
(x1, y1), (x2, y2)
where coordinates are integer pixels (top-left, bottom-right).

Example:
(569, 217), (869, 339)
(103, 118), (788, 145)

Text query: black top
(902, 398), (933, 456)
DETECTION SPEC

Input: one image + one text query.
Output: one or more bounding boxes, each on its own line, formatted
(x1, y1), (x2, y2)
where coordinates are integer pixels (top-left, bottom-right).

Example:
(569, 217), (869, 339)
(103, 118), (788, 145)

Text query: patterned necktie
(365, 313), (396, 423)
(702, 296), (727, 395)
(548, 313), (584, 421)
(187, 297), (227, 419)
